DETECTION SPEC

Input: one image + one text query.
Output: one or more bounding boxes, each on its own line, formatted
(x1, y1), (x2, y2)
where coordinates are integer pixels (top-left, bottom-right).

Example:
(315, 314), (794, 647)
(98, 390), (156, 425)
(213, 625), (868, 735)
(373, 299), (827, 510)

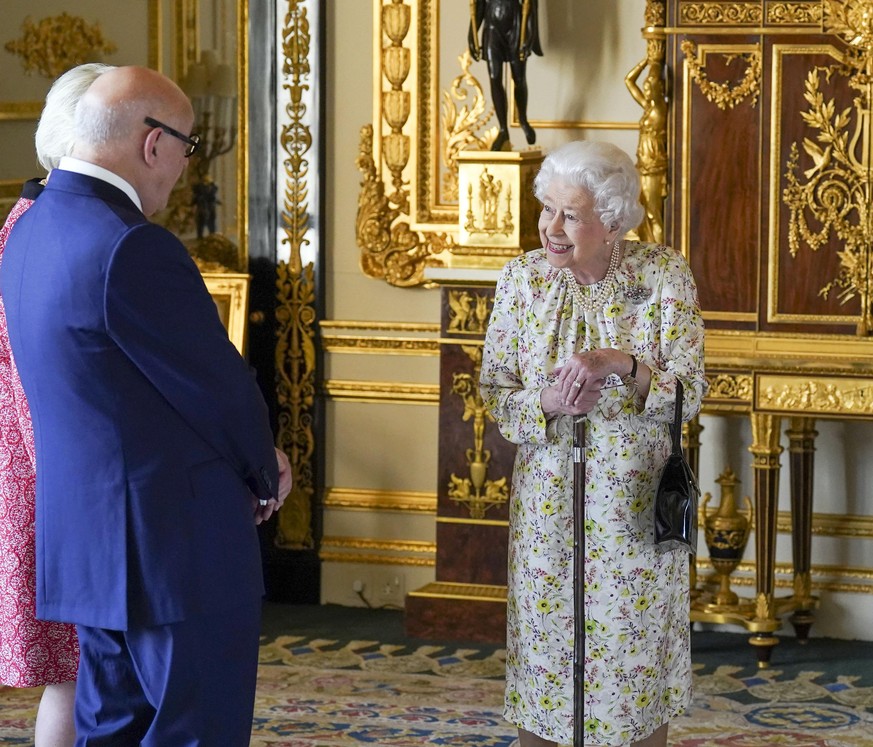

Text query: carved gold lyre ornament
(784, 0), (873, 334)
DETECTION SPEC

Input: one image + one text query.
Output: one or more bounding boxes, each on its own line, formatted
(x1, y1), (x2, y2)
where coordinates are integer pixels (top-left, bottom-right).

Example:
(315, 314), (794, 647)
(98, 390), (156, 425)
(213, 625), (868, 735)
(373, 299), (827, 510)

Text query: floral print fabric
(480, 242), (706, 745)
(0, 196), (79, 687)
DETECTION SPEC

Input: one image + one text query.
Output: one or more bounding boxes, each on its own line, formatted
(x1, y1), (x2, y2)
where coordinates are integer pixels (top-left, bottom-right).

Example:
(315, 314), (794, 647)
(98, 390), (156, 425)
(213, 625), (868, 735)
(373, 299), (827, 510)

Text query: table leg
(748, 412), (783, 668)
(786, 416), (817, 642)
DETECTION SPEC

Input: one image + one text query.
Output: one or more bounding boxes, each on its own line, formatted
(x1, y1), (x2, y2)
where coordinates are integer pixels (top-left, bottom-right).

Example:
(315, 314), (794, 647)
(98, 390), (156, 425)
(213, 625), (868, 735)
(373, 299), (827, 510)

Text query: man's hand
(252, 448), (293, 524)
(276, 447), (292, 501)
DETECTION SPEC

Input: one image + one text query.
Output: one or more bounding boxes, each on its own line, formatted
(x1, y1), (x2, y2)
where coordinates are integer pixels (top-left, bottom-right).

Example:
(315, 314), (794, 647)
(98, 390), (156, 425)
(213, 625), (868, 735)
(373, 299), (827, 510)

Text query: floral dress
(480, 242), (706, 745)
(0, 185), (79, 687)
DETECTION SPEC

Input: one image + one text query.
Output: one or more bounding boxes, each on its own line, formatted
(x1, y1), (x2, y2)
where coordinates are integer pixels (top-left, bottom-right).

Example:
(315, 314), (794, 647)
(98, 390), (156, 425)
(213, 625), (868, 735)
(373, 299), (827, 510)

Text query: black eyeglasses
(144, 116), (201, 157)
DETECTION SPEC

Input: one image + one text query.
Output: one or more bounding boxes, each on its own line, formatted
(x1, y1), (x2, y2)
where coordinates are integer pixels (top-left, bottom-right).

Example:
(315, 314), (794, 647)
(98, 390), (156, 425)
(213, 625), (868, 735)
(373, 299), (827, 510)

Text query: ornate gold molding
(706, 373), (754, 401)
(767, 2), (823, 25)
(758, 375), (873, 415)
(320, 536), (436, 566)
(407, 581), (507, 601)
(275, 0), (317, 551)
(679, 2), (762, 25)
(355, 0), (454, 288)
(323, 487), (437, 513)
(4, 12), (117, 78)
(645, 0), (666, 27)
(322, 380), (439, 404)
(320, 319), (439, 355)
(322, 335), (439, 355)
(356, 124), (453, 287)
(681, 40), (762, 110)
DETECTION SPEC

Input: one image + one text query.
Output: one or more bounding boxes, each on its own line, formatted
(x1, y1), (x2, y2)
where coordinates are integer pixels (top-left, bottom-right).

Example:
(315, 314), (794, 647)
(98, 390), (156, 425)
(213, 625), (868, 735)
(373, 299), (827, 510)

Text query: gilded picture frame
(0, 0), (247, 267)
(358, 0), (645, 286)
(202, 272), (250, 354)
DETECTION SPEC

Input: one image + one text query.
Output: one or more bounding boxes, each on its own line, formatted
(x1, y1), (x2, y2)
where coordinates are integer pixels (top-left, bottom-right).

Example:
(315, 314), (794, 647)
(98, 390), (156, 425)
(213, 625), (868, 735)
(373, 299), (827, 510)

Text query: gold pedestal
(455, 150), (543, 265)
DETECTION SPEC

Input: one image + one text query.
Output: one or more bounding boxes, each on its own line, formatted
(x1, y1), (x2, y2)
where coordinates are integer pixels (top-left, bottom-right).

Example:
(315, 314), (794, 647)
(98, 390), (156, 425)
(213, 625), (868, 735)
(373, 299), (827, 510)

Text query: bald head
(71, 66), (195, 216)
(74, 66), (192, 153)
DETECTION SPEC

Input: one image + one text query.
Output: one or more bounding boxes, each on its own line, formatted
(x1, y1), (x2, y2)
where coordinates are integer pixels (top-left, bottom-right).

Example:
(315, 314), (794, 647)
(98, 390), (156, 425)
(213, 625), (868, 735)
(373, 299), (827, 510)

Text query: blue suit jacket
(1, 170), (278, 630)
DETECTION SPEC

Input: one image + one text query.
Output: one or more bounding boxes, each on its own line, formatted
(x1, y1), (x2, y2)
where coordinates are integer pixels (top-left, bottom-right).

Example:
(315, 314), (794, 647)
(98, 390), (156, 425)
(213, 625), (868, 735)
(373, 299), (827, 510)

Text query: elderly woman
(480, 140), (706, 747)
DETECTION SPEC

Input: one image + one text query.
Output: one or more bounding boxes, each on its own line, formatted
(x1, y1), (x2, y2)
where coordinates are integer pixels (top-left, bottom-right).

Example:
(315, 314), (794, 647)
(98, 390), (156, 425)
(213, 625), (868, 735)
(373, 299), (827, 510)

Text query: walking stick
(572, 415), (586, 746)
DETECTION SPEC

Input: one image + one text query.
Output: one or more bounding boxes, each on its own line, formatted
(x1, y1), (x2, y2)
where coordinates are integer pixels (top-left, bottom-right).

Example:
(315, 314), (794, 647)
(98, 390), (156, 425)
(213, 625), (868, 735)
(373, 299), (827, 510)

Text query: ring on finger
(572, 380), (582, 388)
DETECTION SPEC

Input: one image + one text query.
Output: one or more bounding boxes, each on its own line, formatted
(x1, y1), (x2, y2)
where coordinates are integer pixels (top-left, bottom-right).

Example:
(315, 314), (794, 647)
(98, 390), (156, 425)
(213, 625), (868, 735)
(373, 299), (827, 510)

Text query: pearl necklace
(562, 239), (622, 312)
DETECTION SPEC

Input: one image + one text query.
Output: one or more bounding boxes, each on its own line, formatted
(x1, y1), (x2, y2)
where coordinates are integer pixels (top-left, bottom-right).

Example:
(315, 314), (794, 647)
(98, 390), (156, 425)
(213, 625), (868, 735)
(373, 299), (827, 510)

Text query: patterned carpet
(2, 604), (873, 745)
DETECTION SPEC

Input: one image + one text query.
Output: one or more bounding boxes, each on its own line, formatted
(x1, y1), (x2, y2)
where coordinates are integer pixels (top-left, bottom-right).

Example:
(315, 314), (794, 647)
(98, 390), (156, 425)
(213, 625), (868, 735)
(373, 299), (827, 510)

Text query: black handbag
(654, 381), (700, 555)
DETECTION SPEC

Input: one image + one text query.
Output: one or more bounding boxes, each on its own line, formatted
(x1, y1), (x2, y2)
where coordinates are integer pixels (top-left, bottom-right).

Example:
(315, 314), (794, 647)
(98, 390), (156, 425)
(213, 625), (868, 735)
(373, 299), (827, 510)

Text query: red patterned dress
(0, 181), (79, 687)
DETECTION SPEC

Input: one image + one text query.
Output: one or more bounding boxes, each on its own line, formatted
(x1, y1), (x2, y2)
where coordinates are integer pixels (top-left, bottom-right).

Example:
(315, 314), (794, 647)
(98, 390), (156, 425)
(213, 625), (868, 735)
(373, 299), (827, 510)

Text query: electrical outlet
(375, 573), (405, 605)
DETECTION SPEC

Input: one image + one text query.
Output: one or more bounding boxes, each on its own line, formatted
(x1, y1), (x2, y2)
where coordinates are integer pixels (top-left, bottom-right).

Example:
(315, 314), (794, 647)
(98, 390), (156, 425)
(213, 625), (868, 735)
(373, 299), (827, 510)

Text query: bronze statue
(625, 38), (669, 244)
(469, 0), (542, 152)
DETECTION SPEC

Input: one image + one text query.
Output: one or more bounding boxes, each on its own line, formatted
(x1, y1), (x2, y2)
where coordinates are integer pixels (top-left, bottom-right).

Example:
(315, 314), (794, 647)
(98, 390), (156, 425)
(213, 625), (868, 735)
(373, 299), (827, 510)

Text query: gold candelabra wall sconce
(447, 344), (508, 519)
(698, 467), (753, 611)
(181, 50), (238, 244)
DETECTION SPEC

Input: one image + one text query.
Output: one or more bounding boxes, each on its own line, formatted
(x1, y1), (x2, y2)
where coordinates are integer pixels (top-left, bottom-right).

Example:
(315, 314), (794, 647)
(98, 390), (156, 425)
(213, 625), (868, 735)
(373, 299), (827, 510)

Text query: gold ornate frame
(357, 0), (646, 287)
(202, 272), (250, 354)
(0, 0), (248, 266)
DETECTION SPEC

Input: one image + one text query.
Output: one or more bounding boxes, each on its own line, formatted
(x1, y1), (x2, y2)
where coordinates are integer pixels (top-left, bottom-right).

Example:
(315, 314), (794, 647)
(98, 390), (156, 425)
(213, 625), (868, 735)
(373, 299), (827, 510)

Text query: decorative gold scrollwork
(645, 0), (666, 27)
(4, 12), (117, 78)
(783, 0), (873, 334)
(447, 345), (509, 519)
(356, 125), (454, 287)
(706, 373), (754, 401)
(679, 2), (762, 25)
(440, 51), (499, 202)
(275, 0), (316, 550)
(681, 40), (762, 110)
(767, 2), (823, 25)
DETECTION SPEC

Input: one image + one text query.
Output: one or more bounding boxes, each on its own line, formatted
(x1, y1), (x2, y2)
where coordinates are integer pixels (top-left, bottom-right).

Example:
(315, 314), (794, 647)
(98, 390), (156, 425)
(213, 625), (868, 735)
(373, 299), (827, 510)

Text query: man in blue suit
(1, 65), (291, 745)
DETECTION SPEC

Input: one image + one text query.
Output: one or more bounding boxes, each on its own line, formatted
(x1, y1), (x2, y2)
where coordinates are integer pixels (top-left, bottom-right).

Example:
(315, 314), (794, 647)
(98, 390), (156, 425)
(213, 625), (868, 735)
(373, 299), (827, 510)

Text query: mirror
(0, 0), (246, 270)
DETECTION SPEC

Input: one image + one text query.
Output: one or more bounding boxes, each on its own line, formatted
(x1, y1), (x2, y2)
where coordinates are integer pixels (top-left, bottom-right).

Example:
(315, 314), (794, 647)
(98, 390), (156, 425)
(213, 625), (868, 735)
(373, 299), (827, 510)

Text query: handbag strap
(671, 380), (684, 456)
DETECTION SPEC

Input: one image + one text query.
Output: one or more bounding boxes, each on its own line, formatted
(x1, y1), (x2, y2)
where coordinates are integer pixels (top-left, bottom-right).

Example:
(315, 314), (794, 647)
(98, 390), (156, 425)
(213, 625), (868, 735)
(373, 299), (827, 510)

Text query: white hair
(35, 63), (115, 171)
(533, 140), (646, 233)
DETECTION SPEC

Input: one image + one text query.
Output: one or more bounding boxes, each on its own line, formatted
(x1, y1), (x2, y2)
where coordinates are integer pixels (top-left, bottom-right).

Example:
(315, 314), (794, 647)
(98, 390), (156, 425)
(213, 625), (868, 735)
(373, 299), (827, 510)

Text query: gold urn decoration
(701, 468), (753, 607)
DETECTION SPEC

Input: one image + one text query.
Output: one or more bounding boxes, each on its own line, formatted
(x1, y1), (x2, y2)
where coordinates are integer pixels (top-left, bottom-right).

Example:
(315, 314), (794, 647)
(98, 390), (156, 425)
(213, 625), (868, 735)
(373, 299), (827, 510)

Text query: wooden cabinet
(658, 0), (873, 664)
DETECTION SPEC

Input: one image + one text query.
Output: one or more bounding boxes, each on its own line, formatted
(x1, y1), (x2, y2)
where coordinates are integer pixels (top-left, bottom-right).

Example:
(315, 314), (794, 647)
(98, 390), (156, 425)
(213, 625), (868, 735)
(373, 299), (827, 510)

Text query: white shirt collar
(56, 156), (143, 213)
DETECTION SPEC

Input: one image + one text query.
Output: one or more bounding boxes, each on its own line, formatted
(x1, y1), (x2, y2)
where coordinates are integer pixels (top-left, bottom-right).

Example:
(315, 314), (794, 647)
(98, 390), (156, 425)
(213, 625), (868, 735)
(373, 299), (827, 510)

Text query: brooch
(624, 283), (651, 305)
